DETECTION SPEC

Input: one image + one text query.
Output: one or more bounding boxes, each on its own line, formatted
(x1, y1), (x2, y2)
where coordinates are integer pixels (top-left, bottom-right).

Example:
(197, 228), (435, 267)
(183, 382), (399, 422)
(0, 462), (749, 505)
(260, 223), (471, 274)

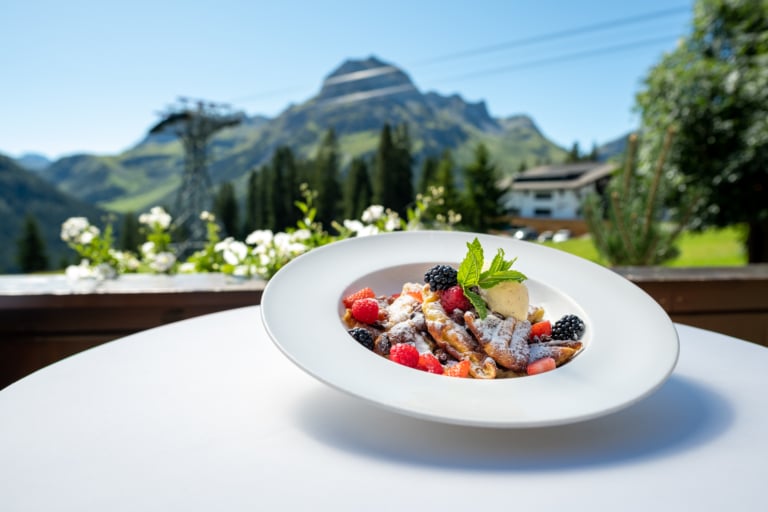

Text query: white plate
(261, 231), (679, 428)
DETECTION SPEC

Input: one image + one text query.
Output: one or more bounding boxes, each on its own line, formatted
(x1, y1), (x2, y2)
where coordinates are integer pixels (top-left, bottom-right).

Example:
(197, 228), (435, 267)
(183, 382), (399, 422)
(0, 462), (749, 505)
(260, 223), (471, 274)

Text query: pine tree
(435, 149), (460, 212)
(313, 128), (342, 226)
(17, 213), (49, 273)
(417, 155), (439, 194)
(343, 156), (372, 220)
(245, 168), (260, 232)
(118, 212), (141, 252)
(372, 123), (396, 209)
(462, 143), (504, 232)
(390, 124), (414, 216)
(214, 181), (239, 237)
(567, 141), (581, 162)
(267, 146), (299, 231)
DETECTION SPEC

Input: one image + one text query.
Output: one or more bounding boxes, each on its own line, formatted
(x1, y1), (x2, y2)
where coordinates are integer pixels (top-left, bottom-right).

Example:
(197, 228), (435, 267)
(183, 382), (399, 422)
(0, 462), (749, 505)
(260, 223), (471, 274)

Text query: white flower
(65, 260), (94, 280)
(200, 211), (215, 222)
(343, 219), (364, 233)
(79, 230), (95, 244)
(178, 262), (197, 273)
(139, 206), (172, 229)
(357, 225), (380, 237)
(290, 229), (311, 242)
(384, 211), (401, 231)
(222, 241), (249, 265)
(361, 205), (385, 223)
(149, 252), (176, 273)
(245, 229), (273, 246)
(61, 217), (90, 242)
(141, 241), (156, 256)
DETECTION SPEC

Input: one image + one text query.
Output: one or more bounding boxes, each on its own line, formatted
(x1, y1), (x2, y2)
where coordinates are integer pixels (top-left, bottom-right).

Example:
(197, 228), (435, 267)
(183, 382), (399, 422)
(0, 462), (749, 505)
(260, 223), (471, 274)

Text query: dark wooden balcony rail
(1, 266), (766, 389)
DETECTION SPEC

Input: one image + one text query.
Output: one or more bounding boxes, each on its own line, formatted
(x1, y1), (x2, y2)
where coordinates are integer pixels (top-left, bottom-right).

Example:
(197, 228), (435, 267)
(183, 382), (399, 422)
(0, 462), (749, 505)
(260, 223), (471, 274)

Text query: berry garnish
(440, 285), (472, 313)
(350, 298), (379, 324)
(424, 264), (458, 291)
(348, 327), (374, 350)
(527, 357), (556, 375)
(417, 352), (444, 374)
(552, 314), (585, 340)
(444, 359), (471, 378)
(342, 287), (375, 308)
(389, 343), (419, 368)
(530, 320), (552, 340)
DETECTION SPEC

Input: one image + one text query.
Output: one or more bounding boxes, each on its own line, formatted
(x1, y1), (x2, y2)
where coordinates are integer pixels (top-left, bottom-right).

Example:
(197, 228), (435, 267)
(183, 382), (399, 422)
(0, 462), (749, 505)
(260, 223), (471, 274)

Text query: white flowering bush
(62, 185), (462, 282)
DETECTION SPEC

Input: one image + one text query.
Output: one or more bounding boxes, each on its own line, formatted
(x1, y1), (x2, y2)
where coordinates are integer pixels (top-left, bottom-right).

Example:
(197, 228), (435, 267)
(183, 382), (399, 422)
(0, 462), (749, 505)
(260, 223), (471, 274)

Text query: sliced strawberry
(530, 320), (552, 340)
(444, 359), (471, 378)
(342, 287), (375, 308)
(350, 298), (379, 324)
(526, 357), (556, 375)
(417, 352), (444, 374)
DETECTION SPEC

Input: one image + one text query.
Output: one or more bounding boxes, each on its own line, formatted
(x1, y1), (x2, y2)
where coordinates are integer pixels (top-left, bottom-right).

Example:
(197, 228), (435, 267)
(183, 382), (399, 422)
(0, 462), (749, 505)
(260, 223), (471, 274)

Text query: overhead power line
(411, 5), (690, 66)
(227, 6), (690, 107)
(434, 34), (681, 83)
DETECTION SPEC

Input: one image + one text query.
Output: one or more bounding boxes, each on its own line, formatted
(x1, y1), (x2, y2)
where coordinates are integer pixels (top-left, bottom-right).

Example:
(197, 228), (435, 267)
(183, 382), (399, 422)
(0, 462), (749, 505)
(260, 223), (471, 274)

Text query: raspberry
(417, 352), (444, 374)
(389, 343), (419, 368)
(350, 298), (379, 324)
(440, 285), (471, 313)
(424, 265), (458, 291)
(342, 287), (375, 308)
(348, 327), (374, 350)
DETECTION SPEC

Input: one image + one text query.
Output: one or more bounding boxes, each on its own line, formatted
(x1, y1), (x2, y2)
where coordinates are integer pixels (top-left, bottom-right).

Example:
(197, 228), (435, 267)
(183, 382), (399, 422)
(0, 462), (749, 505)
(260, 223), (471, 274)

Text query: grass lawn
(540, 225), (747, 267)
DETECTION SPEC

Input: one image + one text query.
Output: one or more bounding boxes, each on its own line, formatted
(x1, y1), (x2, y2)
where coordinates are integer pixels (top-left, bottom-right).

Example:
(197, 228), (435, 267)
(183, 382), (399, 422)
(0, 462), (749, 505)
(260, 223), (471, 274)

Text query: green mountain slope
(0, 155), (106, 273)
(39, 56), (569, 213)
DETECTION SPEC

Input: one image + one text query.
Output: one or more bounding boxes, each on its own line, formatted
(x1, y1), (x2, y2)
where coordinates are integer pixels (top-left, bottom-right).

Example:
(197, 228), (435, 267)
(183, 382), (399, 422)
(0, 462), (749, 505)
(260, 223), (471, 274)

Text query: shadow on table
(294, 375), (733, 472)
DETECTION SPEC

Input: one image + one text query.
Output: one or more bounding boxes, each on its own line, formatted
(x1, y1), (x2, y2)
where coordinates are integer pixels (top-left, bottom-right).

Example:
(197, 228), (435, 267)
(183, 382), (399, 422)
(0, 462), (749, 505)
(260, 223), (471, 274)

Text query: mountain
(38, 55), (569, 213)
(15, 152), (52, 171)
(0, 154), (106, 273)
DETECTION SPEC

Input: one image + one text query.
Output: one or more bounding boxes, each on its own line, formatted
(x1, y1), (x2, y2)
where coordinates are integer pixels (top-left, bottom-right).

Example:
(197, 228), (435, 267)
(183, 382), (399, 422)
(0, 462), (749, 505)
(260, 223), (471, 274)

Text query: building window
(534, 191), (552, 200)
(534, 208), (551, 217)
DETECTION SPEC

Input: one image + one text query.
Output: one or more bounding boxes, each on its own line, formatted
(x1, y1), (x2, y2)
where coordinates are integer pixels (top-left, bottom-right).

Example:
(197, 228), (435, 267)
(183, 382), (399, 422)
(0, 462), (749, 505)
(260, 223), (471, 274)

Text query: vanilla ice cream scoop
(479, 280), (529, 321)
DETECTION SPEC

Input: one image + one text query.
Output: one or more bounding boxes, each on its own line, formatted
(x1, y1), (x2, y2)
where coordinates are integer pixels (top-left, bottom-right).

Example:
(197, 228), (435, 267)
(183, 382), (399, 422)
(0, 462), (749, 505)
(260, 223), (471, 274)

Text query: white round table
(1, 306), (766, 511)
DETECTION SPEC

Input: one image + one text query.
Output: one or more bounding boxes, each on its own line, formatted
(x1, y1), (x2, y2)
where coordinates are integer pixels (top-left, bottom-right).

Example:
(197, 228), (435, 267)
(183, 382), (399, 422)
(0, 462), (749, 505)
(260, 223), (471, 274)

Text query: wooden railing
(1, 266), (766, 389)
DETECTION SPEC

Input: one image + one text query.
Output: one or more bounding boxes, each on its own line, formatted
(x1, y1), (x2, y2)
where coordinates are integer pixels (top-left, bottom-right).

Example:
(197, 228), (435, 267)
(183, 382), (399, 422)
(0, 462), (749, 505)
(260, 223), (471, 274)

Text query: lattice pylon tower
(150, 98), (243, 253)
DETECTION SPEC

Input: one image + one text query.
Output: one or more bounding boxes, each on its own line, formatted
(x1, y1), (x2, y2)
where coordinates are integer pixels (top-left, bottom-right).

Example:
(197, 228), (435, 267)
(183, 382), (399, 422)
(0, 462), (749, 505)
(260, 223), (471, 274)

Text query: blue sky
(1, 0), (693, 160)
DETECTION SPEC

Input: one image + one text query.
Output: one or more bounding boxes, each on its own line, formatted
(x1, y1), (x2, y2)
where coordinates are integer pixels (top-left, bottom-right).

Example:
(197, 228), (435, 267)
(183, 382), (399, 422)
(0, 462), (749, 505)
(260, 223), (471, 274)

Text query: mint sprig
(457, 238), (527, 318)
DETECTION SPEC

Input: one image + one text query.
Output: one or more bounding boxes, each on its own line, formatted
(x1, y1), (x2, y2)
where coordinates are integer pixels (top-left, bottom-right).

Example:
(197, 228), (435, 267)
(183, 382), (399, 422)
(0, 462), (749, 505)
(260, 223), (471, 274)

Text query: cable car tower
(149, 97), (243, 251)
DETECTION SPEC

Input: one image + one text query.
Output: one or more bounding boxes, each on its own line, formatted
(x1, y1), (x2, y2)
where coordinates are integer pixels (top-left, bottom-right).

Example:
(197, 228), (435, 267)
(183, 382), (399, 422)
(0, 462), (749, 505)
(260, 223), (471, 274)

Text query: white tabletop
(1, 306), (766, 511)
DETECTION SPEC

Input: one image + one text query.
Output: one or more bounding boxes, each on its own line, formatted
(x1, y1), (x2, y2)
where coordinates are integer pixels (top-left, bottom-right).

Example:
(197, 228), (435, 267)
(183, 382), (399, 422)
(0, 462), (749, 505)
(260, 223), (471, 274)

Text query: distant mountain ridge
(14, 56), (628, 221)
(0, 155), (105, 272)
(30, 56), (576, 212)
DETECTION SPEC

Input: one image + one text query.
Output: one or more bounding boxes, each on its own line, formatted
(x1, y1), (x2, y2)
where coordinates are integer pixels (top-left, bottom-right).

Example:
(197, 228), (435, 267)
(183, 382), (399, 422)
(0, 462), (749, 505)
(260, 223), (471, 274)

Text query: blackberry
(552, 314), (585, 340)
(348, 328), (374, 350)
(424, 264), (458, 291)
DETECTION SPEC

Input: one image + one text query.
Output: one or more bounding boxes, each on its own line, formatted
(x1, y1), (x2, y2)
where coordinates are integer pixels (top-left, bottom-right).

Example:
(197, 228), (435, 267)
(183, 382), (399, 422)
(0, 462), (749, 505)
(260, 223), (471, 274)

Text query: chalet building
(501, 161), (615, 220)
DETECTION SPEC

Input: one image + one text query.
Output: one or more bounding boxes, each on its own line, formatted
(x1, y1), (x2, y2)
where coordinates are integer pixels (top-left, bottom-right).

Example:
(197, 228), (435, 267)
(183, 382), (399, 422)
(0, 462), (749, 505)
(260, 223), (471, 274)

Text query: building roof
(505, 161), (616, 191)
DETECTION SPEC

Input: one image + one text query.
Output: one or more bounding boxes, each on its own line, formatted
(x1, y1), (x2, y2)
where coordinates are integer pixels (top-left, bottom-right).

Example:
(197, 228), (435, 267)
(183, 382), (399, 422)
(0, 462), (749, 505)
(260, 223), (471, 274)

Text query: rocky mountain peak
(315, 55), (419, 103)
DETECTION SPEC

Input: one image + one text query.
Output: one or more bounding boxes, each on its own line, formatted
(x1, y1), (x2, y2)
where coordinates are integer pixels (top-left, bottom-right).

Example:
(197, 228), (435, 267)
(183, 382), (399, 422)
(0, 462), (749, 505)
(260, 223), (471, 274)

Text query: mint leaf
(457, 238), (483, 287)
(478, 270), (527, 289)
(463, 287), (487, 318)
(455, 237), (527, 318)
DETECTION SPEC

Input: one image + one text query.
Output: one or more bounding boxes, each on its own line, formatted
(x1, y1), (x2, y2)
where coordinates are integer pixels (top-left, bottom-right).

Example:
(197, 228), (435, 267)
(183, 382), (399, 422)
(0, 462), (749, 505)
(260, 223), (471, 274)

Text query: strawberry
(527, 357), (556, 375)
(389, 343), (419, 368)
(342, 287), (375, 309)
(530, 320), (552, 340)
(350, 298), (379, 324)
(417, 352), (444, 374)
(440, 285), (472, 313)
(444, 359), (471, 378)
